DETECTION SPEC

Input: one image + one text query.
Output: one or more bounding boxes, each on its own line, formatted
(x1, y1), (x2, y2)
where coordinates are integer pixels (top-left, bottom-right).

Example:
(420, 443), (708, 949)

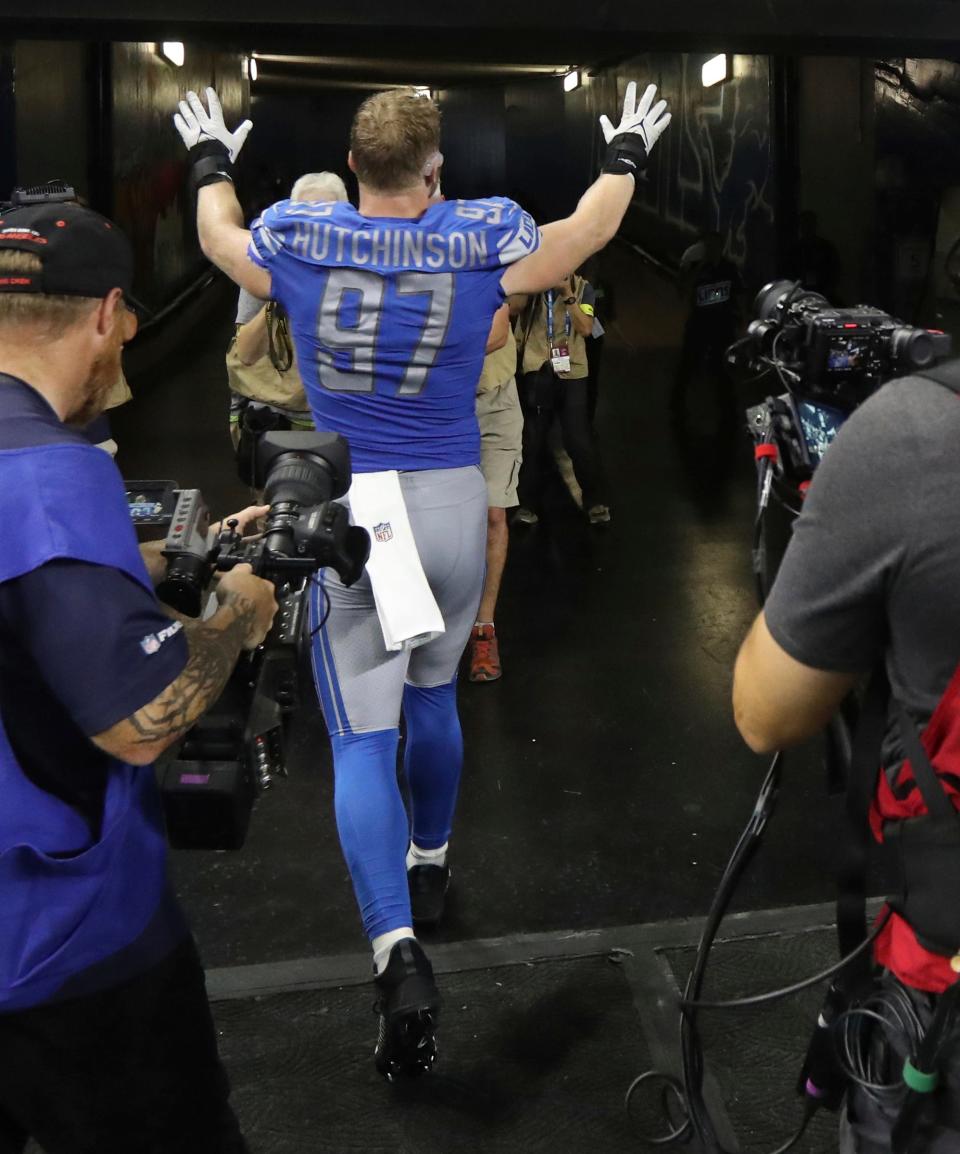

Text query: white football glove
(173, 87), (252, 163)
(599, 81), (671, 157)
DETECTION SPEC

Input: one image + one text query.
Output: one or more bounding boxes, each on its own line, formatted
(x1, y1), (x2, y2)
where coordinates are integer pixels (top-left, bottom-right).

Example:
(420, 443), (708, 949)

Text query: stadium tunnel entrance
(5, 3), (960, 1151)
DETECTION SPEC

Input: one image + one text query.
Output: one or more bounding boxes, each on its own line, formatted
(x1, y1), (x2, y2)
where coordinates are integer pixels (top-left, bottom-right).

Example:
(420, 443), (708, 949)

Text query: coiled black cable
(835, 983), (925, 1107)
(625, 753), (892, 1153)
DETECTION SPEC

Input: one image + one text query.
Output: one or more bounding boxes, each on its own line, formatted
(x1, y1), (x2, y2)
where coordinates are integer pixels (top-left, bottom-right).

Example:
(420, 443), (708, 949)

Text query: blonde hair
(349, 89), (441, 193)
(0, 253), (98, 336)
(291, 171), (349, 203)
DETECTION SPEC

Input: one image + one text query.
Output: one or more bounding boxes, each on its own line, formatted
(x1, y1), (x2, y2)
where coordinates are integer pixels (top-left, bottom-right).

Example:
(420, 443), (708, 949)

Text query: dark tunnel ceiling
(248, 55), (586, 94)
(8, 0), (960, 76)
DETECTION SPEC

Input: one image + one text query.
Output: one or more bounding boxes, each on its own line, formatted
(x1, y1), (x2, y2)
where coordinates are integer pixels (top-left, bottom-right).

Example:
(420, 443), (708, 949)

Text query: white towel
(348, 470), (445, 652)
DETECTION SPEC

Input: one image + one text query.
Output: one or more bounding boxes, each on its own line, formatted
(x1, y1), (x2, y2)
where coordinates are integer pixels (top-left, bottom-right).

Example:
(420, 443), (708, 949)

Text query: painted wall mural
(588, 54), (777, 289)
(111, 44), (247, 308)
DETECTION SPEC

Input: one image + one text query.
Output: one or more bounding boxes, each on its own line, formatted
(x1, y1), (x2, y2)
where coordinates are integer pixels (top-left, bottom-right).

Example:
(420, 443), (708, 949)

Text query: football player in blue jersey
(174, 82), (670, 1079)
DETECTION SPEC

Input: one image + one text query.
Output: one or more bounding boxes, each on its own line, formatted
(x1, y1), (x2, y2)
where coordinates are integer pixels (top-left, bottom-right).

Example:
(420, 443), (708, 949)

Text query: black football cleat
(407, 864), (451, 927)
(373, 938), (441, 1081)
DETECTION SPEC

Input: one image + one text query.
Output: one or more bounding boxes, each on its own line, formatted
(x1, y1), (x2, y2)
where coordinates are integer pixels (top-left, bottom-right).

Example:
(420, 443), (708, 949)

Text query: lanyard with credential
(545, 290), (572, 344)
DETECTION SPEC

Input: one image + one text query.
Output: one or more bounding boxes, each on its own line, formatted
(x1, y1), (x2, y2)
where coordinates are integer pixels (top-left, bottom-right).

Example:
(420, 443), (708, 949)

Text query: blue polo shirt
(0, 376), (189, 1011)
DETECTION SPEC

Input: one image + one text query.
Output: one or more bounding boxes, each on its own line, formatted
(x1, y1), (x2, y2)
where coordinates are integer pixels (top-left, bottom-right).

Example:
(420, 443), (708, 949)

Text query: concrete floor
(113, 247), (844, 973)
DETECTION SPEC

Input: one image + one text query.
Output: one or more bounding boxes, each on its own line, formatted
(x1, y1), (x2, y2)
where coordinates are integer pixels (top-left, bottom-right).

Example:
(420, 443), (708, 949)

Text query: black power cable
(624, 1071), (690, 1146)
(682, 913), (890, 1012)
(626, 756), (810, 1152)
(625, 753), (894, 1152)
(308, 573), (332, 639)
(677, 755), (797, 1154)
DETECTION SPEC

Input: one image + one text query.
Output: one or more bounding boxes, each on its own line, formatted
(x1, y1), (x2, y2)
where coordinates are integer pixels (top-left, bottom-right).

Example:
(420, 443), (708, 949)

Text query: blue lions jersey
(248, 197), (539, 472)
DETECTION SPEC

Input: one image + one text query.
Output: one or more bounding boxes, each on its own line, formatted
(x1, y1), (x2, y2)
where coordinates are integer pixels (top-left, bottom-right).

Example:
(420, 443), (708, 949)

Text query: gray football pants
(306, 465), (487, 939)
(308, 465), (488, 734)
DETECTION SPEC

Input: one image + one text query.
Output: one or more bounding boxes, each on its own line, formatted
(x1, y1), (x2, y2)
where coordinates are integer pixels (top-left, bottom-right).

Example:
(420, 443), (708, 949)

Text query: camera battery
(159, 758), (256, 850)
(163, 488), (211, 558)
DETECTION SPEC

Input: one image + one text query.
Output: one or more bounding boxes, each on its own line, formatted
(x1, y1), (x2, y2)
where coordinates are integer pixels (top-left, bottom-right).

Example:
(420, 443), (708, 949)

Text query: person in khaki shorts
(467, 302), (523, 682)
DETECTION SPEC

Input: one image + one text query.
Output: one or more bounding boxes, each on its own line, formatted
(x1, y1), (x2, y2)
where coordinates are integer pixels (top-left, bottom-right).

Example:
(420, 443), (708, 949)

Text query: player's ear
(426, 164), (443, 201)
(347, 151), (357, 174)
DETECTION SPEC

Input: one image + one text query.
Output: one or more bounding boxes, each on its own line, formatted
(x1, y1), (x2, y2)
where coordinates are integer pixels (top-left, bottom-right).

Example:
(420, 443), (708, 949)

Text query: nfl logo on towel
(373, 522), (393, 543)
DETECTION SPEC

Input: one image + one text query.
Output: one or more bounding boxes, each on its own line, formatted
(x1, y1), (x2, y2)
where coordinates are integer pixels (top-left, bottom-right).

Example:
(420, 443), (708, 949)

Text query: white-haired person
(226, 171), (349, 452)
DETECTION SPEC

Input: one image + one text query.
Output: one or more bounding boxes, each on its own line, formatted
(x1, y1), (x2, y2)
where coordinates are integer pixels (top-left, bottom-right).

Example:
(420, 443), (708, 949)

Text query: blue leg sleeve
(402, 680), (463, 851)
(329, 728), (412, 941)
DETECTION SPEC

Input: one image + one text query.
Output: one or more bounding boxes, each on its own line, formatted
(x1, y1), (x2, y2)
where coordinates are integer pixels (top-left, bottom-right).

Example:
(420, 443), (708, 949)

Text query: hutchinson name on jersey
(248, 197), (539, 472)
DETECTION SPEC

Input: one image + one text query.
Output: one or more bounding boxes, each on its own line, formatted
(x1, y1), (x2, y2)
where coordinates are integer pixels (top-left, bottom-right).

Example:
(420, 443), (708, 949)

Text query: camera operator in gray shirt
(734, 369), (960, 1152)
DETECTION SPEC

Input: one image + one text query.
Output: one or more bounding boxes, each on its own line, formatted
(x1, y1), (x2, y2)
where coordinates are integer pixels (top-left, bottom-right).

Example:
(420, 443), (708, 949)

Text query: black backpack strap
(516, 294), (539, 363)
(917, 358), (960, 396)
(895, 702), (955, 822)
(838, 669), (958, 957)
(836, 666), (891, 967)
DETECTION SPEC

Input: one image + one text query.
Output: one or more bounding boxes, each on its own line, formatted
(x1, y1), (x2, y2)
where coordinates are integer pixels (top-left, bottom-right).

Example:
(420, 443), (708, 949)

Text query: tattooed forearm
(125, 591), (257, 746)
(88, 589), (261, 766)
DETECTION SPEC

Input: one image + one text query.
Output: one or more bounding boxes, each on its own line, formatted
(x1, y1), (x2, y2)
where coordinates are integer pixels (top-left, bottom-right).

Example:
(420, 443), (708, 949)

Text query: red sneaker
(468, 624), (502, 682)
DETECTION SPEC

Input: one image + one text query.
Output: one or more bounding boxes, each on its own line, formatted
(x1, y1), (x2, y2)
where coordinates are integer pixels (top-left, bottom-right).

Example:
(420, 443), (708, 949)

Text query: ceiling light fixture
(701, 54), (729, 88)
(249, 56), (258, 82)
(564, 69), (580, 93)
(160, 42), (185, 68)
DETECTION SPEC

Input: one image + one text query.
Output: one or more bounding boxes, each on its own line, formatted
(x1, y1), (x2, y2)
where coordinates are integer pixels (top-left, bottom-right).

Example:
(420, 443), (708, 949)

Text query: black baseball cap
(0, 201), (133, 298)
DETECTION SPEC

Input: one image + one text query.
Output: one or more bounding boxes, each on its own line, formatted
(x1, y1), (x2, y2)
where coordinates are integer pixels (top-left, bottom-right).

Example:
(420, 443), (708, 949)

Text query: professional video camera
(733, 279), (952, 488)
(127, 430), (369, 851)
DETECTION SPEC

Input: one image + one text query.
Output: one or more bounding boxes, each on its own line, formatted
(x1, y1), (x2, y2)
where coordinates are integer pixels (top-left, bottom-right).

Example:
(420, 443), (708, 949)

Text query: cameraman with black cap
(0, 200), (276, 1152)
(733, 355), (960, 1149)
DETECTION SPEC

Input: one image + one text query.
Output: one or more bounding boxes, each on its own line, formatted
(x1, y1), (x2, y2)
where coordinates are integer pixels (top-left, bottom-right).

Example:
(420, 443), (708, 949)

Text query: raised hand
(599, 82), (671, 154)
(173, 87), (252, 163)
(599, 82), (671, 177)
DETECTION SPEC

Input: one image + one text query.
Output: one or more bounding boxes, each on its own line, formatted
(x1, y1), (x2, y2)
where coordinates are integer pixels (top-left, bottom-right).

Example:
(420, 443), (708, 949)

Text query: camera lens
(754, 280), (796, 321)
(891, 326), (935, 370)
(263, 453), (334, 507)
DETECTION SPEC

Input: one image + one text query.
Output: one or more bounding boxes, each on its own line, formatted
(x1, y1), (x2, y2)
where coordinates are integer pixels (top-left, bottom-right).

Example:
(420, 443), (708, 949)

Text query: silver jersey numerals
(315, 268), (455, 396)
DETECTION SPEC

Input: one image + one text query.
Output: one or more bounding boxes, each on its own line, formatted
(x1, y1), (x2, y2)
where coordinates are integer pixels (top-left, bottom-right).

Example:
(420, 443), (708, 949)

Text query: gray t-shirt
(764, 373), (960, 724)
(235, 288), (267, 326)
